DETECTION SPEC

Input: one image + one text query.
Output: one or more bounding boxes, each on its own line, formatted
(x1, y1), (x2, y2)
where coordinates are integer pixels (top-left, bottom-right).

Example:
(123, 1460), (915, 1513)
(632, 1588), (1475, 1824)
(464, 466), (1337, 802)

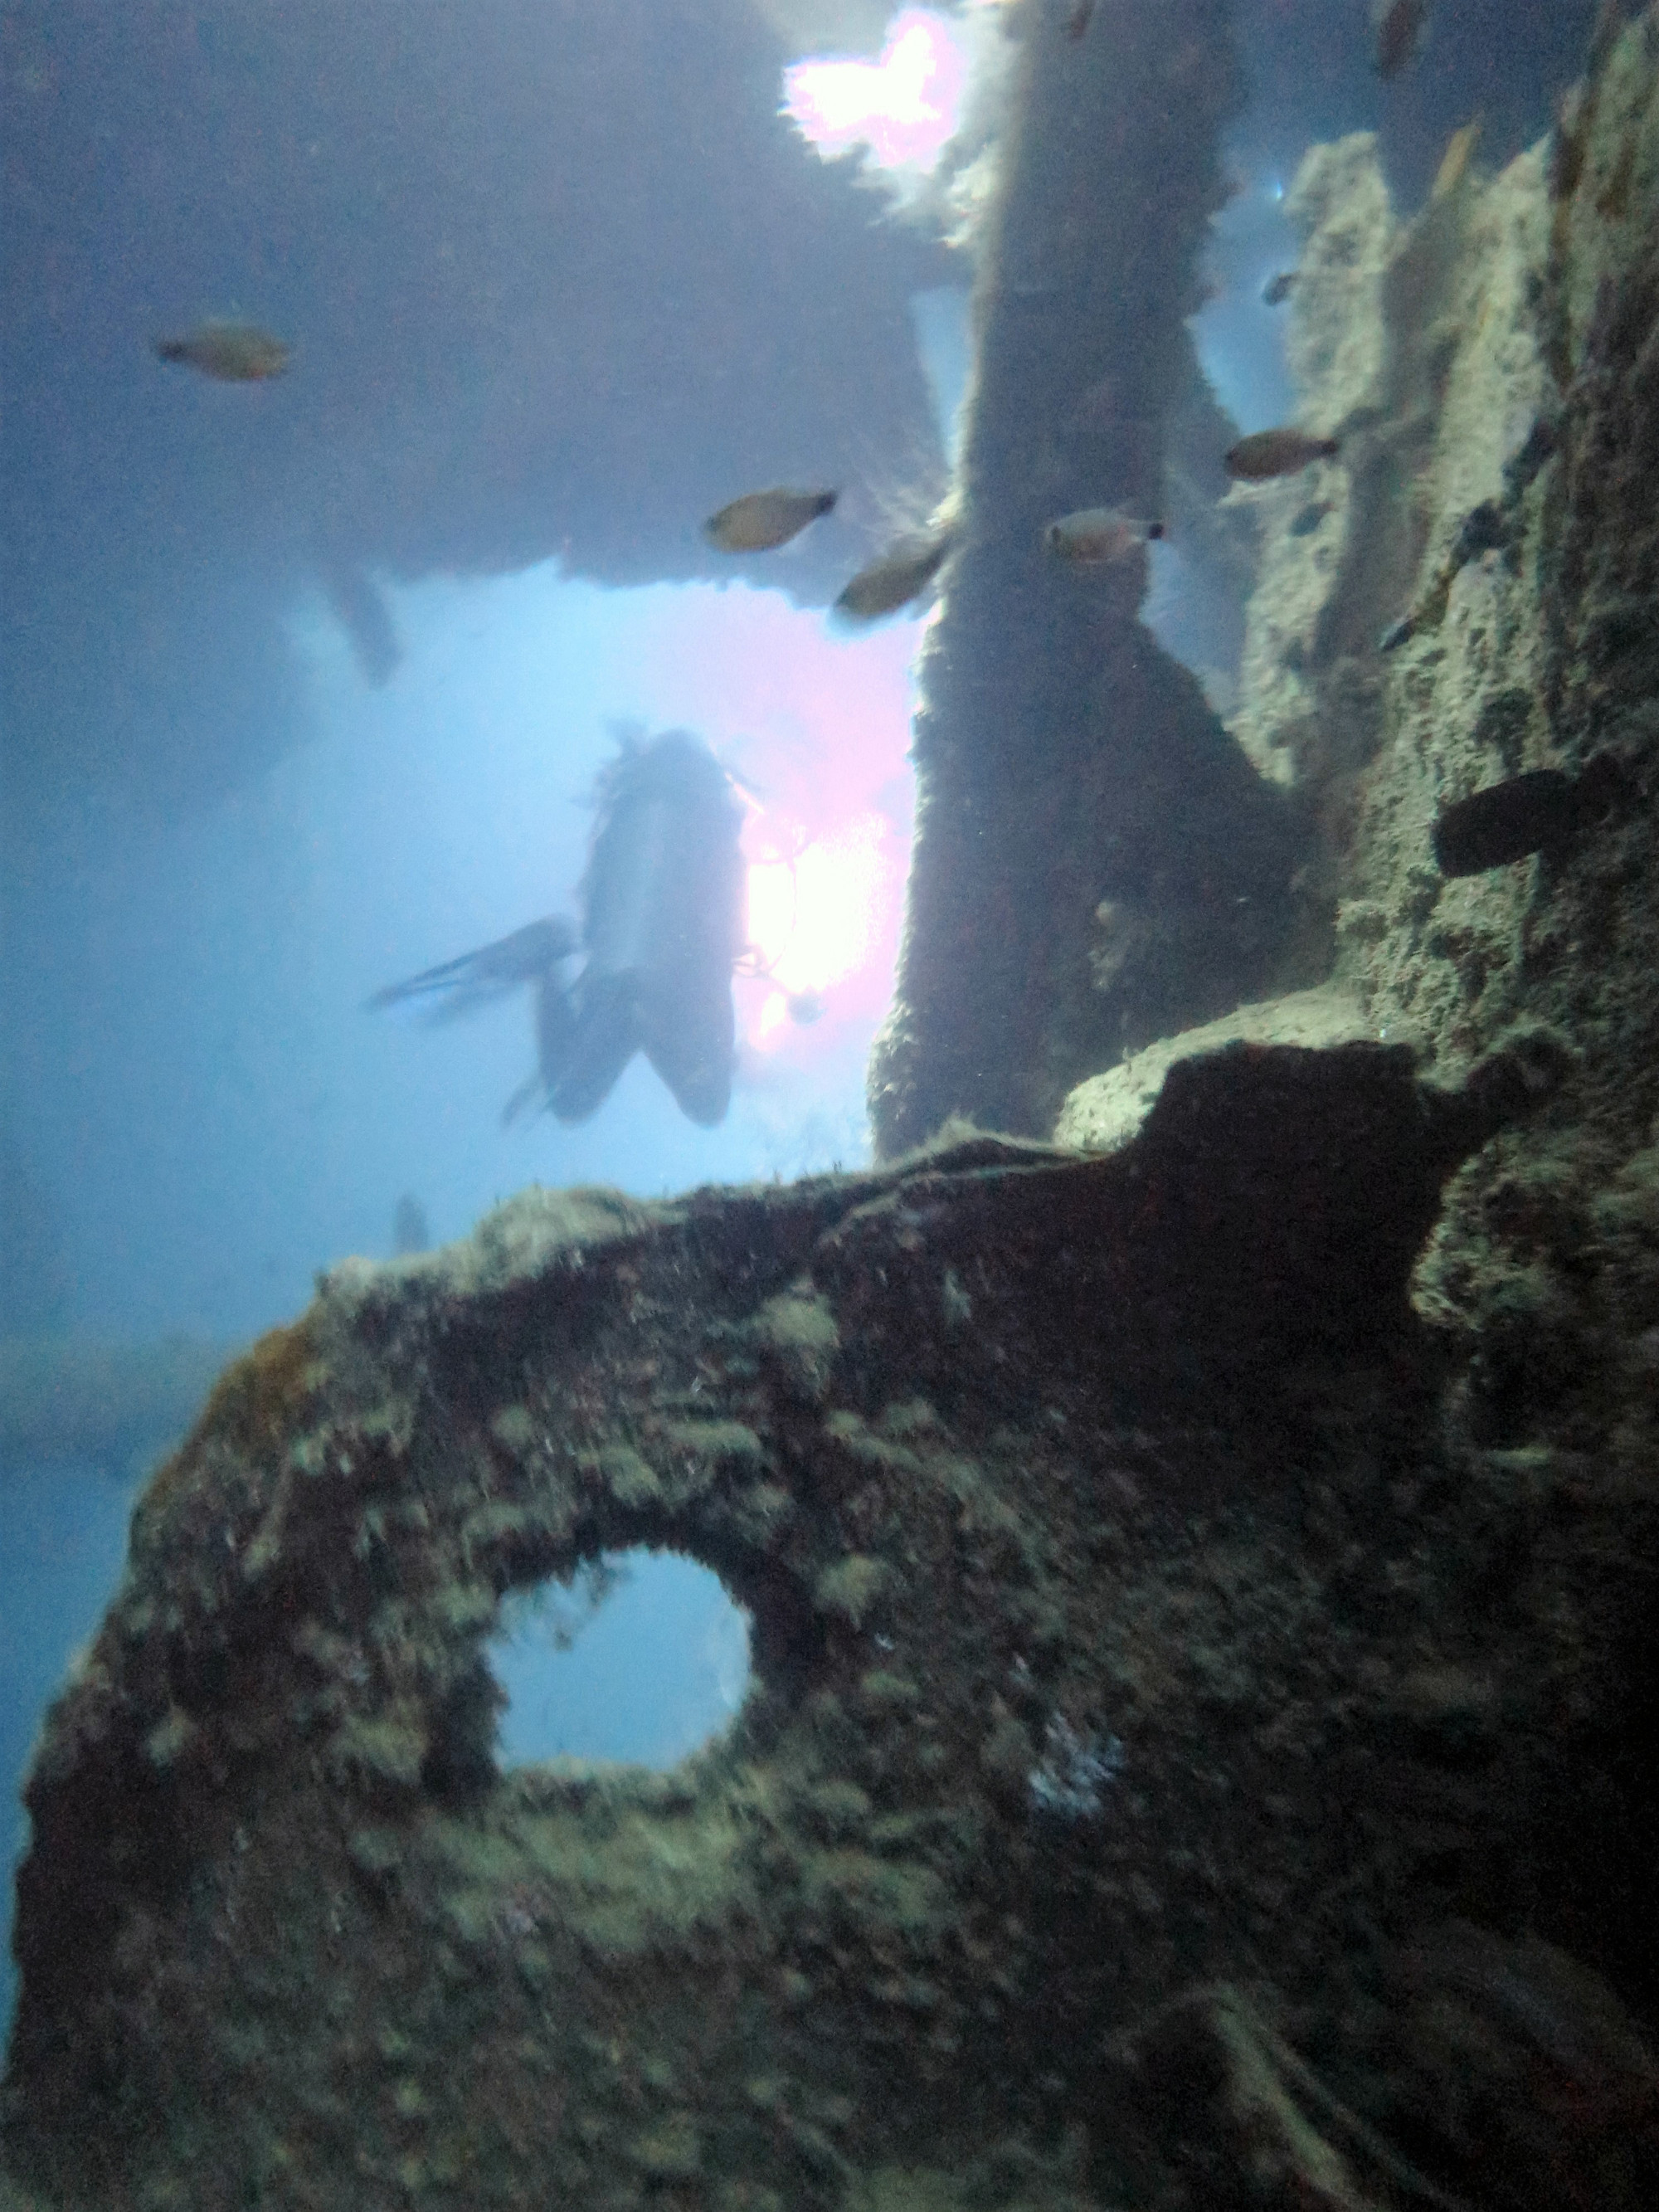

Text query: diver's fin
(499, 966), (585, 1126)
(368, 917), (577, 1021)
(533, 965), (580, 1089)
(547, 975), (642, 1124)
(640, 973), (735, 1127)
(500, 1073), (543, 1128)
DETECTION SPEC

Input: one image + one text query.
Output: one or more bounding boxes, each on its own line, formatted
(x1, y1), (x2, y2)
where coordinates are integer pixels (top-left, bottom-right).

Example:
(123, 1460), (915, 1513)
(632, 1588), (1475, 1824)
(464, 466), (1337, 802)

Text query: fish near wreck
(1045, 506), (1164, 564)
(392, 1194), (430, 1256)
(703, 487), (837, 553)
(1432, 114), (1483, 201)
(1224, 428), (1340, 481)
(372, 733), (747, 1126)
(834, 521), (956, 622)
(1433, 752), (1628, 876)
(153, 319), (292, 382)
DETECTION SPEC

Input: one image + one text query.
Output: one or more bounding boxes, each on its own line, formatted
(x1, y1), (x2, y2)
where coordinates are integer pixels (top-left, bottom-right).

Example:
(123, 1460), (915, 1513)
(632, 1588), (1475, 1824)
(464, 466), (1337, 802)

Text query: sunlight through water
(783, 7), (966, 171)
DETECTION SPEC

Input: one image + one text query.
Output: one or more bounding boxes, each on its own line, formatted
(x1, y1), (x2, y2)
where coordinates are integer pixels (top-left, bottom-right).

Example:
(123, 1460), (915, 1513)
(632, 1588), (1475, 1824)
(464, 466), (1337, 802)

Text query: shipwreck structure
(869, 0), (1309, 1152)
(7, 5), (1659, 2210)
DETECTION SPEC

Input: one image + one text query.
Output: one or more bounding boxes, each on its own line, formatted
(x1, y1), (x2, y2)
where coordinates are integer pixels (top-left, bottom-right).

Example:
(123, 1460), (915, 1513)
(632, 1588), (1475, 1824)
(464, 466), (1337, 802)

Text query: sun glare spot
(744, 812), (899, 1049)
(783, 8), (966, 173)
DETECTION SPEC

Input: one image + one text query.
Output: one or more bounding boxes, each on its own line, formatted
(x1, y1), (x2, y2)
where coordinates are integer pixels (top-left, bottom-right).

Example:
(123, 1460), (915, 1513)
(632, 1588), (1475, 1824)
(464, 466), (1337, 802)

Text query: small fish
(703, 487), (837, 554)
(1262, 270), (1297, 307)
(834, 526), (955, 622)
(786, 989), (825, 1026)
(153, 319), (291, 382)
(1432, 114), (1482, 200)
(1224, 428), (1340, 481)
(1433, 753), (1627, 876)
(1372, 0), (1428, 80)
(1045, 507), (1165, 564)
(1066, 0), (1097, 39)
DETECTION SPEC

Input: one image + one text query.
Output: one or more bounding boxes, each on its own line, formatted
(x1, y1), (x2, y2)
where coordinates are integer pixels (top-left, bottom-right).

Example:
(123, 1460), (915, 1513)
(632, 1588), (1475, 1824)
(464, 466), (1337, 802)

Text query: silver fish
(1045, 507), (1165, 563)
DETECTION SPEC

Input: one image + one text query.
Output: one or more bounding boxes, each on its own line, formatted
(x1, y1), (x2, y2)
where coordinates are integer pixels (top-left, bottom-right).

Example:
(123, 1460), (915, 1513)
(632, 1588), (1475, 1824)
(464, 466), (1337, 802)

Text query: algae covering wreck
(1, 1045), (1626, 2212)
(9, 5), (1659, 2212)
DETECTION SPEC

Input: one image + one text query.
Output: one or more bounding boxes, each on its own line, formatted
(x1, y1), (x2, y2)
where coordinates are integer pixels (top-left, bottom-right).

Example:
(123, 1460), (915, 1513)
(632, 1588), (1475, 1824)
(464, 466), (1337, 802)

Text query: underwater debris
(1224, 427), (1340, 480)
(1371, 0), (1429, 81)
(834, 522), (955, 621)
(1432, 752), (1628, 876)
(1115, 1983), (1473, 2212)
(1027, 1715), (1122, 1820)
(703, 486), (837, 553)
(372, 733), (746, 1126)
(153, 319), (291, 381)
(1262, 269), (1297, 306)
(1044, 506), (1164, 564)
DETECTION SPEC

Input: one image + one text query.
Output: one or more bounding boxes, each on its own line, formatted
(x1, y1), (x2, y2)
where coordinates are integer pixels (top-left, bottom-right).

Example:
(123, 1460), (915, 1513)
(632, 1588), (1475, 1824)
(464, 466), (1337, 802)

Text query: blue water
(0, 1465), (140, 2033)
(491, 1552), (752, 1771)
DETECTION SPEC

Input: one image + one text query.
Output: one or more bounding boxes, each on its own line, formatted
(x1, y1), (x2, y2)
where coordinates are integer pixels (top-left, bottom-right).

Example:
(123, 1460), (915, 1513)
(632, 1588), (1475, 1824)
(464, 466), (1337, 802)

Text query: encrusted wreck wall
(1212, 13), (1659, 1532)
(9, 1040), (1646, 2212)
